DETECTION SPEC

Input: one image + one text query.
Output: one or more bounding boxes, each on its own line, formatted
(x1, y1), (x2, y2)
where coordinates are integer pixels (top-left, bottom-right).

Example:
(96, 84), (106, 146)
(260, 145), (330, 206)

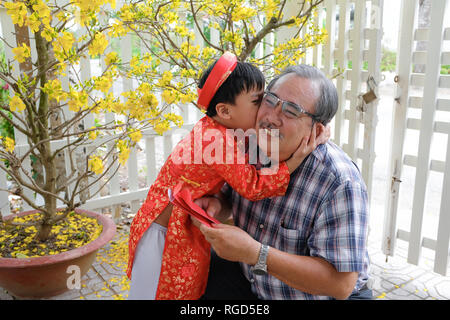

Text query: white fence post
(407, 0), (448, 266)
(382, 0), (419, 258)
(345, 0), (365, 160)
(435, 122), (450, 274)
(361, 0), (384, 203)
(0, 168), (9, 216)
(334, 0), (351, 146)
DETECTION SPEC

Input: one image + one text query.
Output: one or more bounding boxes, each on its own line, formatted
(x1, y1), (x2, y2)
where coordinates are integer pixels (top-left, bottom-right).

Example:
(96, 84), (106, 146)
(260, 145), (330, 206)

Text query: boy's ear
(215, 102), (232, 120)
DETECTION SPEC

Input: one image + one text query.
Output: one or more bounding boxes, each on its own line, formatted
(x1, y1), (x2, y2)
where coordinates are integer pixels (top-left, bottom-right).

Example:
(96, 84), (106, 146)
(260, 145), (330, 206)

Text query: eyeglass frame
(261, 91), (319, 123)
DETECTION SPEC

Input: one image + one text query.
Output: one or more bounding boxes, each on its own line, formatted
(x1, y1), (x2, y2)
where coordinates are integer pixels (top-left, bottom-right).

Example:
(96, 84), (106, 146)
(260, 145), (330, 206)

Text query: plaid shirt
(222, 141), (370, 300)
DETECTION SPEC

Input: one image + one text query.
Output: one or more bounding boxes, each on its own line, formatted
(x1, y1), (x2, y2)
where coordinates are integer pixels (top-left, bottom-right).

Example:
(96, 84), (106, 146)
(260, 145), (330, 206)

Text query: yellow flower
(201, 47), (216, 61)
(174, 24), (189, 38)
(142, 93), (159, 109)
(231, 6), (257, 21)
(105, 51), (119, 65)
(117, 140), (130, 166)
(32, 0), (51, 23)
(161, 89), (176, 104)
(107, 0), (116, 9)
(26, 13), (41, 33)
(153, 119), (170, 135)
(4, 1), (27, 27)
(41, 26), (57, 42)
(129, 130), (142, 143)
(3, 137), (15, 153)
(118, 147), (130, 166)
(57, 32), (75, 52)
(159, 71), (173, 87)
(88, 156), (104, 175)
(88, 127), (99, 140)
(93, 76), (112, 94)
(119, 5), (135, 21)
(162, 11), (177, 24)
(12, 43), (31, 63)
(67, 89), (88, 112)
(129, 56), (147, 76)
(9, 95), (26, 112)
(43, 79), (65, 102)
(108, 21), (128, 38)
(165, 112), (183, 127)
(89, 32), (108, 57)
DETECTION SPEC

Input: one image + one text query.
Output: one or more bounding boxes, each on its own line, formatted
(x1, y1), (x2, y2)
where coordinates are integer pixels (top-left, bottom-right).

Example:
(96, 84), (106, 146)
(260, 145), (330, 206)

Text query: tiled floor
(367, 231), (450, 300)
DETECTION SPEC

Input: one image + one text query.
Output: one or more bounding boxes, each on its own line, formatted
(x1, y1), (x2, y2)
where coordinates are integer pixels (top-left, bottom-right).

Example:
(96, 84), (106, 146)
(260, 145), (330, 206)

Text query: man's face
(256, 74), (318, 162)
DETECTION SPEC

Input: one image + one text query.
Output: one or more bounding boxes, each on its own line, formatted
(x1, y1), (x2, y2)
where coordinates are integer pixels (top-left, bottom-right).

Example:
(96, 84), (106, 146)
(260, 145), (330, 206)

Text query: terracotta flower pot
(0, 208), (116, 299)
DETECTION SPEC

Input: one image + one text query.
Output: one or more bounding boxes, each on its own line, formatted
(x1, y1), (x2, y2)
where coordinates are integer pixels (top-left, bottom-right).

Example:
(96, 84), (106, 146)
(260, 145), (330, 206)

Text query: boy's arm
(211, 123), (328, 201)
(212, 156), (291, 201)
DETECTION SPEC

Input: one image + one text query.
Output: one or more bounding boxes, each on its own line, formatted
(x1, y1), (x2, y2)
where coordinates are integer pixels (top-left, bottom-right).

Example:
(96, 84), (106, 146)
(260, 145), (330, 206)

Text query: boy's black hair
(198, 60), (265, 117)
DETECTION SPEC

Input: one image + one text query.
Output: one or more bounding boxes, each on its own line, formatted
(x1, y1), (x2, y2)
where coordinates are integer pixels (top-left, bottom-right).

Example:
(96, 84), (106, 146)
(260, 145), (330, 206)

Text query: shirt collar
(310, 142), (327, 163)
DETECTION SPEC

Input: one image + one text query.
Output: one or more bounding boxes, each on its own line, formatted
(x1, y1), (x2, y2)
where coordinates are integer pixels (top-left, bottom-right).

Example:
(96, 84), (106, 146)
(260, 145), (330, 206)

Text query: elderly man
(194, 64), (371, 300)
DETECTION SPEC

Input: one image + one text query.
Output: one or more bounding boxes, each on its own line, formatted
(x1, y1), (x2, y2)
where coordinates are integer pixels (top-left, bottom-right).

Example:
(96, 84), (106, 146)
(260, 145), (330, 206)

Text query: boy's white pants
(128, 223), (167, 300)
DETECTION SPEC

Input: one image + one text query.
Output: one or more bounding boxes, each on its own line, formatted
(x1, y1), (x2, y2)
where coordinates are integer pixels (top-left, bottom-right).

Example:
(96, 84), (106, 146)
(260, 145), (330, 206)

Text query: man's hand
(192, 195), (260, 266)
(198, 223), (261, 266)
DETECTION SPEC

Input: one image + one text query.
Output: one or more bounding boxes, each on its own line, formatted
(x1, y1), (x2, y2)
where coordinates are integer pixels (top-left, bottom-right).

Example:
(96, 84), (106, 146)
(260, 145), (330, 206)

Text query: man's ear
(315, 122), (325, 137)
(315, 122), (331, 145)
(215, 103), (232, 120)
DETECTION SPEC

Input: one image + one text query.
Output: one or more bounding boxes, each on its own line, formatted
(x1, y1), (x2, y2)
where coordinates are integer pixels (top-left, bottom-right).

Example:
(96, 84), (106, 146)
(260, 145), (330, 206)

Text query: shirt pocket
(276, 226), (306, 255)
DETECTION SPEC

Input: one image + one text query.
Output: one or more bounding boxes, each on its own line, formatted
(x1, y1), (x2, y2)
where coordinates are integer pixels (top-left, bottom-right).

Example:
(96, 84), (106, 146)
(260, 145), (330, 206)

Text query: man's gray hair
(267, 65), (338, 125)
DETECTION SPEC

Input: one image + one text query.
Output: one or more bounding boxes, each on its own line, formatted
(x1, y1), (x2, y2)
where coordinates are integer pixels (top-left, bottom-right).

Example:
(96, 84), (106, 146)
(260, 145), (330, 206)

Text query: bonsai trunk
(33, 22), (58, 242)
(34, 147), (58, 241)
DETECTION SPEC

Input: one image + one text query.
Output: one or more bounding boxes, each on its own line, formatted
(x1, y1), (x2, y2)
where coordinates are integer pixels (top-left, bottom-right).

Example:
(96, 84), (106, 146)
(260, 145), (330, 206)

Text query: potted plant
(0, 0), (182, 298)
(0, 0), (326, 298)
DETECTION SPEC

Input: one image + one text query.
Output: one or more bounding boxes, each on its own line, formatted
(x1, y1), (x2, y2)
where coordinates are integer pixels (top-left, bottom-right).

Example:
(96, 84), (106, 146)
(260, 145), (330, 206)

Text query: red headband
(197, 52), (238, 111)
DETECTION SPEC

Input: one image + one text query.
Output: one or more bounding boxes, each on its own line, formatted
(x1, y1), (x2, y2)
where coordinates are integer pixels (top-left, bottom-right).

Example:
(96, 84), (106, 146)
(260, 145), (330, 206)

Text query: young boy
(127, 52), (323, 300)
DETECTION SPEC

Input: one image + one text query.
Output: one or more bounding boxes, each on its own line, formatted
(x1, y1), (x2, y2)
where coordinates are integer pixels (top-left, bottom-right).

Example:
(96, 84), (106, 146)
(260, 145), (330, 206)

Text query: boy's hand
(292, 122), (329, 159)
(192, 196), (223, 228)
(286, 122), (326, 173)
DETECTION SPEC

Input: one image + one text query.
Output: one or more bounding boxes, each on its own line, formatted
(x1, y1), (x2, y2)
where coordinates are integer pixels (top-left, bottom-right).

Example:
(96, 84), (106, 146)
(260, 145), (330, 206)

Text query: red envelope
(168, 185), (220, 227)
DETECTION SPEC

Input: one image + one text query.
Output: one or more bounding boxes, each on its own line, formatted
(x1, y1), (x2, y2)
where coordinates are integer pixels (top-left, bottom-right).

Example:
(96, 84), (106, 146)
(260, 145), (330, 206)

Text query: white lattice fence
(382, 0), (450, 276)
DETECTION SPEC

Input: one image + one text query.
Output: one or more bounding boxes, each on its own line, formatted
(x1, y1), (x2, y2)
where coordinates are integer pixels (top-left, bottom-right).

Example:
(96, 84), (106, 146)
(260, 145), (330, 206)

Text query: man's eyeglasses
(261, 91), (318, 121)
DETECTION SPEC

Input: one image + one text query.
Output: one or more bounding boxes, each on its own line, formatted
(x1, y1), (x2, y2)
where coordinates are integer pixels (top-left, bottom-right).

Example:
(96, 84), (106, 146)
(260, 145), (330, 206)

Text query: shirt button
(259, 224), (264, 229)
(250, 278), (255, 283)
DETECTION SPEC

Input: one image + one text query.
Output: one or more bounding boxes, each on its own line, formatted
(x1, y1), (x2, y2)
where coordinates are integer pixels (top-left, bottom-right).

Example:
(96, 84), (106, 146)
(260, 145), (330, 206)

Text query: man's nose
(266, 102), (283, 126)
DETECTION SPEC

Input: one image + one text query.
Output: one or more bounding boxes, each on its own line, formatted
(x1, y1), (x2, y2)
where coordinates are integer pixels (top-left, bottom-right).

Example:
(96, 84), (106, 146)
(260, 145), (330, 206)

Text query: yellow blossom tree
(115, 0), (327, 111)
(0, 0), (325, 242)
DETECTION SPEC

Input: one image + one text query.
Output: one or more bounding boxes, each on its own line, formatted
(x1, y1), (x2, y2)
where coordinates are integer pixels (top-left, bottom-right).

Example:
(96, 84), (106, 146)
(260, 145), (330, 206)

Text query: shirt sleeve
(210, 134), (290, 201)
(307, 180), (369, 272)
